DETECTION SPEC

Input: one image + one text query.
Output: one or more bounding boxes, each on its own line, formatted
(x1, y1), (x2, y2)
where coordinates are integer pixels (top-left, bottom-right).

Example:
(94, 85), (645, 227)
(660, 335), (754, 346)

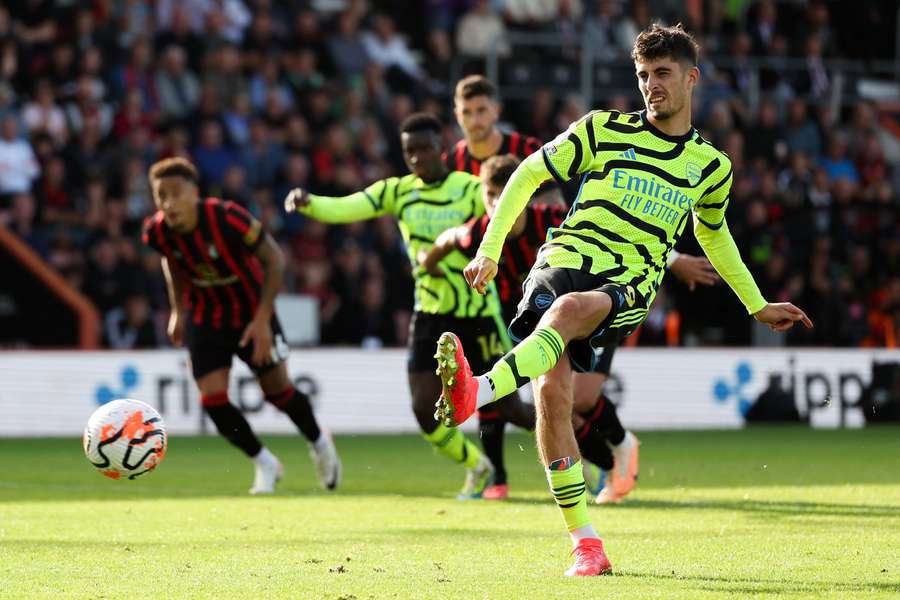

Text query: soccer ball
(83, 399), (167, 480)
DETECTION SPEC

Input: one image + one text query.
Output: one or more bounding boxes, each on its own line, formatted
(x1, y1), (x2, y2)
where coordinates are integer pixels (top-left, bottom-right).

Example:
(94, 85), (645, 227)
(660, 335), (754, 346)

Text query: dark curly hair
(631, 23), (699, 66)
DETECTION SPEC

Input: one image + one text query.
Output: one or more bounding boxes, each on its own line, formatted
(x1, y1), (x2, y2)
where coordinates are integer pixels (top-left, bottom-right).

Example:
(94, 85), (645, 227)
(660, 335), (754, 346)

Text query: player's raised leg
(435, 291), (610, 427)
(196, 367), (283, 495)
(258, 361), (341, 491)
(411, 371), (493, 499)
(435, 323), (565, 426)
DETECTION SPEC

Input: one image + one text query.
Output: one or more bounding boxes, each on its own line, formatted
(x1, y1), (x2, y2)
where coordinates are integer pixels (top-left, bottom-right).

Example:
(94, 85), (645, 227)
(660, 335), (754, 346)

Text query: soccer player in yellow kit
(285, 113), (533, 498)
(435, 24), (813, 576)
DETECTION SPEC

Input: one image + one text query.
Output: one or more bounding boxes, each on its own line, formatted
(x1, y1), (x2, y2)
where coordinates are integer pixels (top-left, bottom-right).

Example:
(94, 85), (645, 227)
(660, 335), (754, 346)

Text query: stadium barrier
(0, 225), (101, 349)
(1, 348), (897, 437)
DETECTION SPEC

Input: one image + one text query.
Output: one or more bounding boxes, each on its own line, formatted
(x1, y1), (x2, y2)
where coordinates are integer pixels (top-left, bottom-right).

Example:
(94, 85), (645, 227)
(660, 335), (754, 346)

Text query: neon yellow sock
(547, 458), (591, 532)
(423, 423), (481, 469)
(485, 326), (564, 399)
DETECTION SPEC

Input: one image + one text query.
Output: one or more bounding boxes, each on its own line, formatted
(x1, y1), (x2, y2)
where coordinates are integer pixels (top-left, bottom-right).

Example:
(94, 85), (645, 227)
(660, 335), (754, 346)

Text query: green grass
(1, 427), (899, 599)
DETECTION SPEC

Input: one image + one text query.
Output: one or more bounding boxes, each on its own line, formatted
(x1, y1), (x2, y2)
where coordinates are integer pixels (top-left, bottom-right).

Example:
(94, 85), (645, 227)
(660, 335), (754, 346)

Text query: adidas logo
(618, 148), (637, 160)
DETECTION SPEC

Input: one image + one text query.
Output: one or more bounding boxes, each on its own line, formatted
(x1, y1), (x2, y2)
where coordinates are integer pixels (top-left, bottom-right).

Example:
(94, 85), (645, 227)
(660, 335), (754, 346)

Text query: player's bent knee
(200, 391), (229, 408)
(544, 294), (583, 324)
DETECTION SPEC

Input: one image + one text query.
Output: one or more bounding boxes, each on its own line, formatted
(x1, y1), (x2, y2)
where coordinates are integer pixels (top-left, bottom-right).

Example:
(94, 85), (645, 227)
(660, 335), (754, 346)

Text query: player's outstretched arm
(240, 233), (284, 366)
(753, 303), (813, 332)
(284, 182), (389, 224)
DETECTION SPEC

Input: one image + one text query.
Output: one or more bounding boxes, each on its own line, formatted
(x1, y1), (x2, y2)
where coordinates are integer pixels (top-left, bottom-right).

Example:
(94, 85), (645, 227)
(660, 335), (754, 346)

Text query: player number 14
(476, 332), (504, 362)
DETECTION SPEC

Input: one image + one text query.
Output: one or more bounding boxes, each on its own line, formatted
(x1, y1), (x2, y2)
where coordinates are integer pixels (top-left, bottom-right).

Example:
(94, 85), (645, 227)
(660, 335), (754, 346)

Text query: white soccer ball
(83, 399), (167, 480)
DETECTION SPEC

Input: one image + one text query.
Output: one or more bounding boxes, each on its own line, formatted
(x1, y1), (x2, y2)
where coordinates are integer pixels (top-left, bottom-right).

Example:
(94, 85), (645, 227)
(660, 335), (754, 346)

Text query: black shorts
(504, 299), (616, 374)
(186, 314), (289, 380)
(509, 265), (646, 373)
(408, 311), (506, 374)
(593, 344), (616, 376)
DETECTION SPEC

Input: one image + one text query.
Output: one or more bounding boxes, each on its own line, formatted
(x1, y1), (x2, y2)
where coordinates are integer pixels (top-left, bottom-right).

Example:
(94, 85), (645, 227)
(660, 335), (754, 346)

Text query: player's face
(635, 57), (697, 121)
(152, 176), (199, 233)
(481, 181), (503, 218)
(454, 95), (499, 142)
(402, 130), (444, 181)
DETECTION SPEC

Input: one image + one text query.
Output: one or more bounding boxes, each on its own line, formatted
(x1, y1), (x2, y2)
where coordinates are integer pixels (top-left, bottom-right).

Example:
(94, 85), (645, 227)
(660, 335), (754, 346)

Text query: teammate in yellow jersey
(434, 24), (813, 576)
(284, 113), (534, 498)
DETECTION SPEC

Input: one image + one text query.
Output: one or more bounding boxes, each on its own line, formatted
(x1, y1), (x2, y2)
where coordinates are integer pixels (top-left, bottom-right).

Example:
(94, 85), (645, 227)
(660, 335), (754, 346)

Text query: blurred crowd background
(0, 0), (898, 350)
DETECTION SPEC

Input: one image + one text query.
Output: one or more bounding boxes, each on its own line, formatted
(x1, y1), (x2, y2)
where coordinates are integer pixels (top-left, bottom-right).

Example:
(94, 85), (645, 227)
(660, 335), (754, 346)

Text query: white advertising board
(0, 348), (897, 436)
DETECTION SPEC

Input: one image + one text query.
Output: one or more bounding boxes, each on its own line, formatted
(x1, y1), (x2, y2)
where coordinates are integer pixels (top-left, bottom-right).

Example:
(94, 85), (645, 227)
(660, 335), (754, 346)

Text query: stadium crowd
(0, 0), (897, 349)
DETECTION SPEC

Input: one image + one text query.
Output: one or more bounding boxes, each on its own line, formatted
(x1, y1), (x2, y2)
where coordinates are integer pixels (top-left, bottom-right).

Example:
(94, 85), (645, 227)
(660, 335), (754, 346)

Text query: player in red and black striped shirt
(142, 157), (341, 494)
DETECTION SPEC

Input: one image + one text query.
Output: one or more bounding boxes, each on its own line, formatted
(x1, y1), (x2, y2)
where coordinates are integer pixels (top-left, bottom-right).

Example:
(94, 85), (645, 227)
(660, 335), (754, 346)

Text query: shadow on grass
(497, 495), (900, 519)
(619, 569), (900, 596)
(4, 482), (899, 526)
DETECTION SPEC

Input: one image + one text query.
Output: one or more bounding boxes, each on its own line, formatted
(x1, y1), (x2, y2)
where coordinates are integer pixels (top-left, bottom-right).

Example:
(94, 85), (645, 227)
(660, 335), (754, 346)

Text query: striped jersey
(457, 204), (568, 321)
(444, 130), (542, 176)
(301, 171), (498, 318)
(538, 109), (733, 314)
(142, 198), (264, 329)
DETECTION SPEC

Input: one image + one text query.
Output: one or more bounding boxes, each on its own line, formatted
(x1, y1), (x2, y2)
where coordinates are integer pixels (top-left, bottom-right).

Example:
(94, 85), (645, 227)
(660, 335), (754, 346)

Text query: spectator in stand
(504, 0), (581, 31)
(105, 289), (162, 349)
(855, 133), (887, 192)
(5, 192), (46, 255)
(0, 113), (40, 197)
(425, 30), (453, 94)
(819, 135), (859, 185)
(223, 91), (253, 147)
(155, 45), (200, 122)
(284, 48), (326, 101)
(82, 235), (137, 315)
(328, 10), (369, 80)
(63, 74), (113, 138)
(191, 119), (240, 187)
(242, 118), (285, 190)
(785, 99), (822, 160)
(204, 43), (247, 107)
(362, 14), (424, 95)
(747, 0), (779, 55)
(745, 98), (787, 164)
(242, 9), (281, 72)
(113, 88), (154, 139)
(583, 0), (639, 60)
(155, 0), (250, 44)
(456, 0), (509, 58)
(154, 8), (204, 72)
(794, 34), (829, 98)
(36, 154), (79, 229)
(22, 79), (67, 146)
(248, 57), (291, 113)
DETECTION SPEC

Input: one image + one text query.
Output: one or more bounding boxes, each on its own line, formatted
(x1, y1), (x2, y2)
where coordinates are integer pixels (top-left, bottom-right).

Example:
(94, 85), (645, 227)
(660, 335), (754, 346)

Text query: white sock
(611, 431), (634, 450)
(475, 375), (496, 408)
(570, 524), (600, 545)
(312, 430), (330, 451)
(253, 447), (278, 467)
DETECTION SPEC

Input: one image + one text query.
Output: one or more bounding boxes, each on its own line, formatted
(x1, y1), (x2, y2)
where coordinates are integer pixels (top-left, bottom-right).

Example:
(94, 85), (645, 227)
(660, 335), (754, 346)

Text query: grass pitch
(1, 427), (899, 599)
